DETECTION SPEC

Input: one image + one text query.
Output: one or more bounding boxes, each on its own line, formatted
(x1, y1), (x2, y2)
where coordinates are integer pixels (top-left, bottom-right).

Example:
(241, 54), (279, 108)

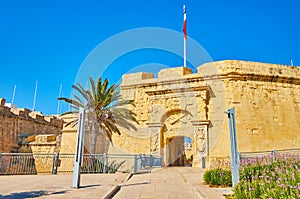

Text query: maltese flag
(183, 5), (187, 39)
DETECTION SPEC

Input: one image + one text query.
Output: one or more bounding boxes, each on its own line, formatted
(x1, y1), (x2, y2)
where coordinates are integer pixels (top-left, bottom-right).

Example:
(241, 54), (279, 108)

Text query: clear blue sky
(1, 0), (299, 115)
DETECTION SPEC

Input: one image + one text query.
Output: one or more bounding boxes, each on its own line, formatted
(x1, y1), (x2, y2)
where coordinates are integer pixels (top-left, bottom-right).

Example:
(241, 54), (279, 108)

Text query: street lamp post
(72, 108), (86, 188)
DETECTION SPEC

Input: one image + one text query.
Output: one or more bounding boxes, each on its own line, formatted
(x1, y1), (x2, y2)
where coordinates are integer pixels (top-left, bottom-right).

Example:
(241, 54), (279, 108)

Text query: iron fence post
(133, 155), (138, 173)
(150, 154), (153, 167)
(141, 154), (144, 169)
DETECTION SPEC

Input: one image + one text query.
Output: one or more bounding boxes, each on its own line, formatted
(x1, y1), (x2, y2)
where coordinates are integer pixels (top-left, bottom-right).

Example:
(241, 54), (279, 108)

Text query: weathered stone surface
(30, 134), (59, 174)
(205, 61), (300, 159)
(158, 66), (192, 79)
(59, 60), (300, 168)
(0, 100), (63, 153)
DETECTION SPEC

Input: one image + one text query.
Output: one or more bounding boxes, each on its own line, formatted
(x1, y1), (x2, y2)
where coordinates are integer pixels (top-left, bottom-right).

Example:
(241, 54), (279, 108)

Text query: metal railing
(208, 148), (300, 169)
(0, 152), (162, 175)
(0, 153), (37, 175)
(134, 154), (162, 173)
(239, 148), (300, 165)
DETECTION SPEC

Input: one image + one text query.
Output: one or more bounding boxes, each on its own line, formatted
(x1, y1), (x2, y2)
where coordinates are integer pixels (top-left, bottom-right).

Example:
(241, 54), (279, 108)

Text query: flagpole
(11, 85), (16, 105)
(183, 5), (187, 68)
(57, 84), (62, 115)
(32, 81), (38, 112)
(184, 32), (186, 68)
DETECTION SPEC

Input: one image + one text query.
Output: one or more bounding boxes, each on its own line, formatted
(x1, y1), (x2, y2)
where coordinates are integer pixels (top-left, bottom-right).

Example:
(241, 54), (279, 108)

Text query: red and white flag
(183, 5), (187, 39)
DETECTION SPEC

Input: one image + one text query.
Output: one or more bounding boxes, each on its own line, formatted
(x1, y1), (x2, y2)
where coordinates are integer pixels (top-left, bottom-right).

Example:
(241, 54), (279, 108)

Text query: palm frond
(58, 97), (83, 108)
(72, 84), (89, 102)
(58, 76), (138, 145)
(89, 77), (97, 98)
(59, 110), (78, 116)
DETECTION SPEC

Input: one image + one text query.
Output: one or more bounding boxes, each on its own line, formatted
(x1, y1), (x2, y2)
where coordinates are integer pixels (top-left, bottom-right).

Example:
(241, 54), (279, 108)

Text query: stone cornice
(145, 86), (209, 96)
(220, 72), (300, 85)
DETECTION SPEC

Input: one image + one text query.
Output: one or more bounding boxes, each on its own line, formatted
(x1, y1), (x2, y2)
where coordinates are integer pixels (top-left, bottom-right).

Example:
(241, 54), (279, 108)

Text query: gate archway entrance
(166, 136), (185, 166)
(159, 109), (195, 167)
(149, 109), (210, 167)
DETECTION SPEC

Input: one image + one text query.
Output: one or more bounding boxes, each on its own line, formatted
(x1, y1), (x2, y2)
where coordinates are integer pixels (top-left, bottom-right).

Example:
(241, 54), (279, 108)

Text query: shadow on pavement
(121, 181), (150, 187)
(0, 190), (68, 199)
(80, 184), (101, 188)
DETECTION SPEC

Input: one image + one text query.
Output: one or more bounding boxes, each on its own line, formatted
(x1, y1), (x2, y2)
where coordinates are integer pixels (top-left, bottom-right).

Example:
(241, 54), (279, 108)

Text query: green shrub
(203, 168), (232, 187)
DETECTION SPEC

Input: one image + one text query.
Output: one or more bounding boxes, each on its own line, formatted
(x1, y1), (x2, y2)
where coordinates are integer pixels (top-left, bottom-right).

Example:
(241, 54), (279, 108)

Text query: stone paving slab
(0, 173), (127, 199)
(114, 167), (229, 199)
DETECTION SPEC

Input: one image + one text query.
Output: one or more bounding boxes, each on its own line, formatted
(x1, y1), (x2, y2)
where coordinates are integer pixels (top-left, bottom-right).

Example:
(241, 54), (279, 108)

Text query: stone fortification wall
(0, 98), (63, 152)
(119, 60), (300, 165)
(58, 60), (300, 168)
(199, 60), (300, 158)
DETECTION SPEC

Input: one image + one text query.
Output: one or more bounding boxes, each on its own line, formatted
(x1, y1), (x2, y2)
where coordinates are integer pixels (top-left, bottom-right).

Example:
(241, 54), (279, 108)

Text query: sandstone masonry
(0, 98), (63, 152)
(59, 60), (300, 168)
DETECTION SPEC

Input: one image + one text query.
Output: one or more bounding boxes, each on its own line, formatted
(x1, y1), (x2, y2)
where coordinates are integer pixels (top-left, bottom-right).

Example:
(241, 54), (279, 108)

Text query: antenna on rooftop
(11, 85), (16, 105)
(57, 84), (63, 115)
(291, 59), (294, 66)
(32, 81), (38, 112)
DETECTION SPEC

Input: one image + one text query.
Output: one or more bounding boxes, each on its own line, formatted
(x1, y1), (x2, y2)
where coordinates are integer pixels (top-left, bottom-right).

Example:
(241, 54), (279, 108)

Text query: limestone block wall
(30, 134), (59, 174)
(0, 98), (63, 152)
(58, 60), (300, 168)
(119, 61), (300, 162)
(56, 114), (78, 173)
(110, 132), (150, 154)
(200, 60), (300, 158)
(120, 67), (211, 167)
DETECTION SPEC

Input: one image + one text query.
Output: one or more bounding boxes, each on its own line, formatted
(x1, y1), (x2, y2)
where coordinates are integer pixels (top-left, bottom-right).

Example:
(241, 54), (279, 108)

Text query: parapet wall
(199, 60), (300, 82)
(0, 98), (64, 152)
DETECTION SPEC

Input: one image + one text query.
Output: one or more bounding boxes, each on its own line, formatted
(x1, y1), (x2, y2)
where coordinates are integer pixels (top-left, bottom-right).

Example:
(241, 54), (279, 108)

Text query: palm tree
(58, 77), (138, 154)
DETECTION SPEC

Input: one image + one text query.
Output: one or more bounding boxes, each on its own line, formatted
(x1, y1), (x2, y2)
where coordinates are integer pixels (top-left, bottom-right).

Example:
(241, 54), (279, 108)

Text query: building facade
(59, 60), (300, 168)
(109, 60), (300, 167)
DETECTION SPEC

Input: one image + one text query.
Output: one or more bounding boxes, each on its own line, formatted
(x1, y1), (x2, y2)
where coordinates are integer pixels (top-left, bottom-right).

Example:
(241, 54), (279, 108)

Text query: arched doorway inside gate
(166, 136), (184, 166)
(166, 136), (193, 166)
(160, 109), (195, 167)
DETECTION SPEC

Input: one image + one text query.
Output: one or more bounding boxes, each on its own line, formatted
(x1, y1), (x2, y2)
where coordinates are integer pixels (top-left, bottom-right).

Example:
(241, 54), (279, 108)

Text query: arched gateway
(120, 67), (211, 167)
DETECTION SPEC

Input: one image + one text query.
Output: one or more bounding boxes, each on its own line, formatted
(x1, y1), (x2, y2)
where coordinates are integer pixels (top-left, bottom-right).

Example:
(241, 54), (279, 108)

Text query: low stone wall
(30, 134), (59, 174)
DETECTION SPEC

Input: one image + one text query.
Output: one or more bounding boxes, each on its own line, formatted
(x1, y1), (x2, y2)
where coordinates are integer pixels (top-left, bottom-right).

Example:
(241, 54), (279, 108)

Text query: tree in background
(59, 77), (138, 154)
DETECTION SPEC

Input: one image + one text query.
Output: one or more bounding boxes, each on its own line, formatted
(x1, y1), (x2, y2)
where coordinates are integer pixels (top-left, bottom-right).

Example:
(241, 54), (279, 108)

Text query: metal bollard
(52, 152), (59, 174)
(202, 156), (206, 169)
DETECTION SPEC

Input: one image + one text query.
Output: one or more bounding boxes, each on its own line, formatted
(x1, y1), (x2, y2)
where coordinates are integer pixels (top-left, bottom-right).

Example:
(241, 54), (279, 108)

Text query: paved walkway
(114, 167), (229, 199)
(0, 173), (127, 198)
(0, 167), (232, 198)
